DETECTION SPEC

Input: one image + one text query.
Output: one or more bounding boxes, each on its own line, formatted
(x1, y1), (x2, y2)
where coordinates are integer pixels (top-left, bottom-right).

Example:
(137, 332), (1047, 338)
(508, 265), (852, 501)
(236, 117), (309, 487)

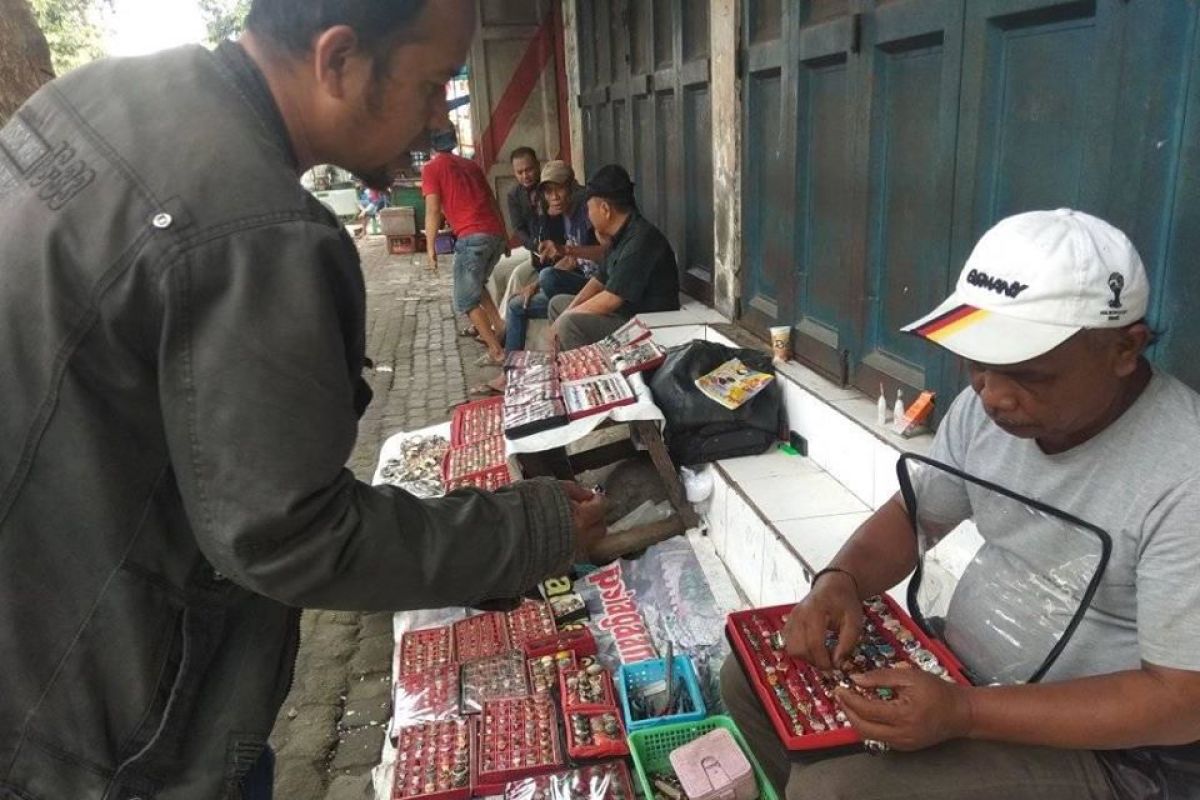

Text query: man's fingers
(805, 613), (835, 670)
(834, 687), (904, 726)
(850, 669), (909, 689)
(559, 481), (596, 502)
(838, 701), (902, 743)
(832, 611), (861, 665)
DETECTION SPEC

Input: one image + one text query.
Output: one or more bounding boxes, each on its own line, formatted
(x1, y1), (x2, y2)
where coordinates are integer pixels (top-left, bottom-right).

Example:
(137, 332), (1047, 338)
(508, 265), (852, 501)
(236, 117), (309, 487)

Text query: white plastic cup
(769, 325), (791, 364)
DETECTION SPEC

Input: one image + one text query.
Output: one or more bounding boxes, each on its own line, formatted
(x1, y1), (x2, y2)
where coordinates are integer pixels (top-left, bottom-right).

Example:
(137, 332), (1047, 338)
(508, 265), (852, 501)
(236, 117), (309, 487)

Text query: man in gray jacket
(0, 1), (604, 797)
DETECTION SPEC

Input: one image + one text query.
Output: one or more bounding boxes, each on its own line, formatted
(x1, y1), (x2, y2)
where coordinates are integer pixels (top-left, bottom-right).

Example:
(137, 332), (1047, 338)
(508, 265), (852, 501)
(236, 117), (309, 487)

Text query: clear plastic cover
(390, 666), (461, 737)
(504, 762), (634, 800)
(900, 455), (1111, 685)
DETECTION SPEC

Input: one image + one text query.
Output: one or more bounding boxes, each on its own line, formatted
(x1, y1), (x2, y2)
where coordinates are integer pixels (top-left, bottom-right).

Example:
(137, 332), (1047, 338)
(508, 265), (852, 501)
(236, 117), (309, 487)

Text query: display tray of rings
(725, 596), (970, 751)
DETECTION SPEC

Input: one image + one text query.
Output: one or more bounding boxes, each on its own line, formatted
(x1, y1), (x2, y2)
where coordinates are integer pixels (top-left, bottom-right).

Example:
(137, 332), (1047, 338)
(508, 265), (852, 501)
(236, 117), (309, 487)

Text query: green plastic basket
(627, 715), (780, 800)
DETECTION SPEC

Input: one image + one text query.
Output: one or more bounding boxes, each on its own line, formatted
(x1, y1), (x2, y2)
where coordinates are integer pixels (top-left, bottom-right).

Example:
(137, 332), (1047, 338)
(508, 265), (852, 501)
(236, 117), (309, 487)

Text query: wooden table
(515, 420), (700, 562)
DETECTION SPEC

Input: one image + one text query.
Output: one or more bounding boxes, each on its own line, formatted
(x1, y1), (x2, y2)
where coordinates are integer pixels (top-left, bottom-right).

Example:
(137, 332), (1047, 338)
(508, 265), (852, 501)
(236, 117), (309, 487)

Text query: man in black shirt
(549, 164), (680, 349)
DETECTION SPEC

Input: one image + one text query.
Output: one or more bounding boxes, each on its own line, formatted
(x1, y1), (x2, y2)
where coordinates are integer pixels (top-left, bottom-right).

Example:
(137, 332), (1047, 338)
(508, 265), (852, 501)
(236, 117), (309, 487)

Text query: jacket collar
(608, 210), (640, 249)
(214, 41), (299, 172)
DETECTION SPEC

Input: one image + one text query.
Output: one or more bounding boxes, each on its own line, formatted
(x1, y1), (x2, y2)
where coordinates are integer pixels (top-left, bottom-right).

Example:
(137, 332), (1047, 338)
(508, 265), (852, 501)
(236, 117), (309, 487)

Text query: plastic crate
(627, 716), (779, 800)
(380, 206), (417, 236)
(615, 656), (706, 733)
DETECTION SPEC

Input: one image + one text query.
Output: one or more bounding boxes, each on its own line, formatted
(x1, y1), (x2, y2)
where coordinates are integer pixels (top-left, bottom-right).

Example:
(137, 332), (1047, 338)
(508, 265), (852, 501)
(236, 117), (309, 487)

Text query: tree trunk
(0, 0), (54, 127)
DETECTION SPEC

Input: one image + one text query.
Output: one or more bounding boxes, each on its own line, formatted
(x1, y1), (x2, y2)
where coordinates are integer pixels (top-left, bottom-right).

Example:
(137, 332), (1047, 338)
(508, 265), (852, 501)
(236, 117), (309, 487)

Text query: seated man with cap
(722, 209), (1200, 800)
(502, 160), (606, 355)
(549, 164), (680, 349)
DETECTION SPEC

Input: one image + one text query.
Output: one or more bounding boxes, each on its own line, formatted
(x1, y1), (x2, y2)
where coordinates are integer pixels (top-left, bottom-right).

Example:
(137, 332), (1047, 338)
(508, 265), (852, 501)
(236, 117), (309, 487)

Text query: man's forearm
(964, 667), (1200, 750)
(572, 290), (623, 316)
(827, 494), (918, 598)
(425, 211), (439, 260)
(565, 243), (608, 263)
(567, 278), (605, 310)
(516, 224), (537, 252)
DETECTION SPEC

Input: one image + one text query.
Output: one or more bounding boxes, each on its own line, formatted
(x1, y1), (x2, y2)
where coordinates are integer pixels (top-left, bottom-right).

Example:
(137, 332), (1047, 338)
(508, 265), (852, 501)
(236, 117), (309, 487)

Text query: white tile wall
(719, 450), (820, 483)
(639, 310), (704, 328)
(759, 533), (808, 607)
(776, 513), (872, 575)
(648, 325), (707, 349)
(723, 491), (768, 605)
(705, 473), (730, 556)
(684, 316), (964, 616)
(872, 441), (903, 508)
(740, 471), (868, 523)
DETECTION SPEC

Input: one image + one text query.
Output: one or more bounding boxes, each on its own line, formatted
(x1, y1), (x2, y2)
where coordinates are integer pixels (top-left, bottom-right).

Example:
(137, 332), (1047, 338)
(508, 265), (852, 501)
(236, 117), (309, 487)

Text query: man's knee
(556, 312), (588, 350)
(785, 755), (883, 800)
(547, 294), (572, 323)
(719, 655), (757, 718)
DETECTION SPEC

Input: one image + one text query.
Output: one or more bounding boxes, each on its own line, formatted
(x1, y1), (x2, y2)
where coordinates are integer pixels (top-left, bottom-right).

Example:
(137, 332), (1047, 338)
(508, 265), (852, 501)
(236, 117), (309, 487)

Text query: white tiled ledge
(640, 306), (922, 606)
(640, 304), (930, 512)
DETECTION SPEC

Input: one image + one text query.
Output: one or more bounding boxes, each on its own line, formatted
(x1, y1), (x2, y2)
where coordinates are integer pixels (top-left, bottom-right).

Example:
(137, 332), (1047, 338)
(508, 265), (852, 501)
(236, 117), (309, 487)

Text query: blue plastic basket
(616, 655), (707, 732)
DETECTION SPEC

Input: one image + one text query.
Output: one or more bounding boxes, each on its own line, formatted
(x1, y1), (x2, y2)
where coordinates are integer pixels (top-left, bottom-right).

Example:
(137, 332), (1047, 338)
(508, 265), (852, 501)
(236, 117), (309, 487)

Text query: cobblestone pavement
(269, 235), (499, 800)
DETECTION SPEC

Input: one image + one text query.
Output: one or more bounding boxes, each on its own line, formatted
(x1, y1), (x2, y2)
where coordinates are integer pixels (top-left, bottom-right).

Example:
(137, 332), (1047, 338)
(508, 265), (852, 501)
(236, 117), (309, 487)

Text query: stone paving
(269, 234), (500, 800)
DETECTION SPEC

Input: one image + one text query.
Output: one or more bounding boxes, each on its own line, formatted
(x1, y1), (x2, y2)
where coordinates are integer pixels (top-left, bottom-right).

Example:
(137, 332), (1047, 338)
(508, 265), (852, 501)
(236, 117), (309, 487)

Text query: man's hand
(520, 282), (539, 308)
(562, 481), (607, 562)
(538, 240), (564, 262)
(835, 668), (973, 751)
(553, 256), (579, 272)
(782, 571), (863, 670)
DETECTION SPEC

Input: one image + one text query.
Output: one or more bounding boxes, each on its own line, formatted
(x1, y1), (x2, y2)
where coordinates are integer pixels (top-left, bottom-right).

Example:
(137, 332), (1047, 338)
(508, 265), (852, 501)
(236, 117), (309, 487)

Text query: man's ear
(1113, 322), (1151, 377)
(311, 25), (361, 100)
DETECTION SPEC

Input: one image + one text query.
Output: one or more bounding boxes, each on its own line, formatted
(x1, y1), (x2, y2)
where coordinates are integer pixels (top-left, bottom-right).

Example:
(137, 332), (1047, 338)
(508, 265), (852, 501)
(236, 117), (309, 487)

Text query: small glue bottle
(877, 384), (888, 426)
(893, 389), (906, 426)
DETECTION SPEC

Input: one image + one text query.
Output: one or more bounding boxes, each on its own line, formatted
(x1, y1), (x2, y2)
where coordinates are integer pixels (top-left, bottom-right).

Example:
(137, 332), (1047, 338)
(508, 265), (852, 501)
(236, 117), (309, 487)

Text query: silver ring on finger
(863, 739), (891, 756)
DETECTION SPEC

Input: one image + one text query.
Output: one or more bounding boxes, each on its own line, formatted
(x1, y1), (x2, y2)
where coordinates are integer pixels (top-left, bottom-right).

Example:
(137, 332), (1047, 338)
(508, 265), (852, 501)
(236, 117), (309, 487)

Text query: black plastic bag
(648, 340), (784, 465)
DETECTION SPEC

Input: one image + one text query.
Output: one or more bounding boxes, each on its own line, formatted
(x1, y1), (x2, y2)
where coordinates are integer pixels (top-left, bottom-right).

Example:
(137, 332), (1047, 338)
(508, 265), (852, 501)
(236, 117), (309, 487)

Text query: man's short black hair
(246, 0), (429, 61)
(593, 193), (635, 214)
(584, 164), (636, 212)
(510, 147), (538, 163)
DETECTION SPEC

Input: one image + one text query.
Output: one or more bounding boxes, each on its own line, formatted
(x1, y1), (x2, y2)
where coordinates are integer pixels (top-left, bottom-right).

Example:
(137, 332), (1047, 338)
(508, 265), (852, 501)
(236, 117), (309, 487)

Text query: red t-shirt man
(422, 131), (509, 364)
(421, 151), (505, 238)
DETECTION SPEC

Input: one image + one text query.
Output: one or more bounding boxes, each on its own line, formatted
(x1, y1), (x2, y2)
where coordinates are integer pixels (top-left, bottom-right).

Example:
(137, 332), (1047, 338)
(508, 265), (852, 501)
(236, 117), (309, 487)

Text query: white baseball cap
(902, 209), (1149, 365)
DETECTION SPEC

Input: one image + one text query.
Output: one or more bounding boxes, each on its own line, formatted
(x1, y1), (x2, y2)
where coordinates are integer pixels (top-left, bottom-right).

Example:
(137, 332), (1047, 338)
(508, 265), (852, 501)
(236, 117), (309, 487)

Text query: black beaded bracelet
(811, 566), (861, 597)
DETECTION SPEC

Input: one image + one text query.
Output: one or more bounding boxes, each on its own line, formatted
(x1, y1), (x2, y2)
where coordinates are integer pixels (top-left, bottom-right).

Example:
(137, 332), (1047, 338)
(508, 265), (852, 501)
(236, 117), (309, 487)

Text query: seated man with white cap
(722, 209), (1200, 799)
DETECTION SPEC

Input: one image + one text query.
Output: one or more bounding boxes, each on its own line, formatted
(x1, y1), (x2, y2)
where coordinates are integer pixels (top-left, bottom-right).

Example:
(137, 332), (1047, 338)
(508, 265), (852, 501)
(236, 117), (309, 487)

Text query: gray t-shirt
(926, 371), (1200, 683)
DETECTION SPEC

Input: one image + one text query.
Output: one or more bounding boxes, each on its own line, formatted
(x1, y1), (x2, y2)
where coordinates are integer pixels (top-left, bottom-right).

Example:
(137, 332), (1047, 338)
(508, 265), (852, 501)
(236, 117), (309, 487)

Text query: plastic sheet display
(504, 762), (635, 800)
(898, 453), (1112, 685)
(460, 649), (528, 713)
(618, 538), (732, 713)
(390, 666), (461, 737)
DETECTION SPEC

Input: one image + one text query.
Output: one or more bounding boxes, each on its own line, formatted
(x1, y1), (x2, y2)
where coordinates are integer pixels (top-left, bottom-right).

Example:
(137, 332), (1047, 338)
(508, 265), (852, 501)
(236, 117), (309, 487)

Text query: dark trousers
(720, 658), (1115, 800)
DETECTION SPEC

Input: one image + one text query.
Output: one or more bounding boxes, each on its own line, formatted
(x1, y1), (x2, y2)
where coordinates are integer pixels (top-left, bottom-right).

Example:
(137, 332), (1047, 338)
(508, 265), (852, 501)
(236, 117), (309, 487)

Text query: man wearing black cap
(548, 164), (680, 348)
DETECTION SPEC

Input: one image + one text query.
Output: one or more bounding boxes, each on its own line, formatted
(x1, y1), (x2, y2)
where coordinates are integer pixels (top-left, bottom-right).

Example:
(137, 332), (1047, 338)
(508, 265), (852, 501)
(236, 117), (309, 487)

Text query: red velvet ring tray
(726, 596), (969, 751)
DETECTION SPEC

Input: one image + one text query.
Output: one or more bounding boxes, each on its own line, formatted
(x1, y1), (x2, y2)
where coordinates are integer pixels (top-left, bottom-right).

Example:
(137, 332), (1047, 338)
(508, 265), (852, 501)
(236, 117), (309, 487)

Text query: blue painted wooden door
(576, 0), (715, 303)
(738, 0), (1200, 415)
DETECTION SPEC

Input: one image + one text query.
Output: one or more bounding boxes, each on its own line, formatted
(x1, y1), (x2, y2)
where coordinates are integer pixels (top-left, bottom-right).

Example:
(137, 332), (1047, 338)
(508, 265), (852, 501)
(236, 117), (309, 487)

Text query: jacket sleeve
(157, 220), (575, 610)
(507, 188), (537, 251)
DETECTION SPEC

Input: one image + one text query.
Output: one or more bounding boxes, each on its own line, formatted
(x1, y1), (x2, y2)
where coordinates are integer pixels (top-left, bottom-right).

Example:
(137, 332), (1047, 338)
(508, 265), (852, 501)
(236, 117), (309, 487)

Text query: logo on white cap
(901, 209), (1149, 365)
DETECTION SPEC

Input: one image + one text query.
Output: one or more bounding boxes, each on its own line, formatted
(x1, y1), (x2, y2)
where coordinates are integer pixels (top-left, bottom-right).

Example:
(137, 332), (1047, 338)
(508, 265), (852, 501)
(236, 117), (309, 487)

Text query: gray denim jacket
(0, 43), (573, 799)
